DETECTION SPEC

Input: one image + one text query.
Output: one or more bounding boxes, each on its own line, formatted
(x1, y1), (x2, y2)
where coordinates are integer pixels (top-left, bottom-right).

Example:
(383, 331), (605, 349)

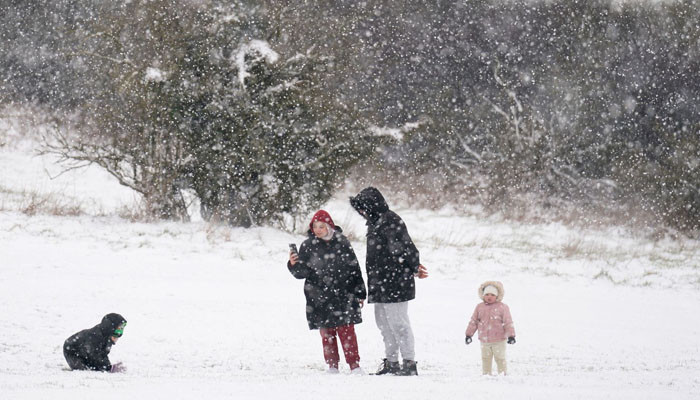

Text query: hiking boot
(397, 360), (418, 376)
(374, 359), (401, 375)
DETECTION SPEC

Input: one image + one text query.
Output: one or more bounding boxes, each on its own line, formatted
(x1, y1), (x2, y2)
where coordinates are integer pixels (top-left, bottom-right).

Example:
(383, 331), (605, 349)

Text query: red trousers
(320, 324), (360, 369)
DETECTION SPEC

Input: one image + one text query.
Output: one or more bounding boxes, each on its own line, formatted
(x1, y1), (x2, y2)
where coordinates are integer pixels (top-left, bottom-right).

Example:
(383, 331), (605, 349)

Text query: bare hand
(289, 252), (299, 266)
(416, 264), (429, 279)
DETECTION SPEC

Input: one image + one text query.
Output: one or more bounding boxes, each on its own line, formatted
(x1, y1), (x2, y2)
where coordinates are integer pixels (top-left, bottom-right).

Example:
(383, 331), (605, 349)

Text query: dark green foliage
(33, 0), (375, 225)
(271, 0), (699, 232)
(2, 0), (699, 232)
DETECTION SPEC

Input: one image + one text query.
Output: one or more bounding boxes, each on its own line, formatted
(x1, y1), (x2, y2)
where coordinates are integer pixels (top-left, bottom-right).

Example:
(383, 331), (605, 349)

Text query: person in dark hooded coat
(288, 210), (367, 374)
(63, 313), (127, 372)
(350, 187), (428, 376)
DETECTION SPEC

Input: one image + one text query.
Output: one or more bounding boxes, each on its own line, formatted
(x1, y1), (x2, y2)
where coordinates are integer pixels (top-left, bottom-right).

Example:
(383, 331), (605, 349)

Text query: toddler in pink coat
(464, 281), (516, 375)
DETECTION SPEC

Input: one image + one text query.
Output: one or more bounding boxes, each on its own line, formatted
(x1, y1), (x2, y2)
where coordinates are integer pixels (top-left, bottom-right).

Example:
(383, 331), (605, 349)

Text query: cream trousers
(480, 340), (507, 375)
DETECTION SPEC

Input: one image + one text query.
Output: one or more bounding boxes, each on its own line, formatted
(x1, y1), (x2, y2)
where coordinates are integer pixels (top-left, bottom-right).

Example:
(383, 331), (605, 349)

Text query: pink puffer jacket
(465, 281), (515, 343)
(465, 302), (515, 343)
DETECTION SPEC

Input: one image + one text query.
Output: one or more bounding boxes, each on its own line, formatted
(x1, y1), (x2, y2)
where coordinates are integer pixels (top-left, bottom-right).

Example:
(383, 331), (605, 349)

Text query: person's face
(313, 221), (329, 239)
(111, 322), (125, 344)
(358, 208), (368, 220)
(484, 293), (497, 304)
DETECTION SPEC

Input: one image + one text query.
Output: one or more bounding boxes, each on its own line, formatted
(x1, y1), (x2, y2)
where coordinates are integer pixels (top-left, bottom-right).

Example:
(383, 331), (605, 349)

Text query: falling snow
(1, 1), (699, 398)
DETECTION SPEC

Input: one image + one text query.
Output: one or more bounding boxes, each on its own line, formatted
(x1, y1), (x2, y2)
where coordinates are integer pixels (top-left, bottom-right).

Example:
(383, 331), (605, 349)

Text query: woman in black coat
(288, 210), (367, 374)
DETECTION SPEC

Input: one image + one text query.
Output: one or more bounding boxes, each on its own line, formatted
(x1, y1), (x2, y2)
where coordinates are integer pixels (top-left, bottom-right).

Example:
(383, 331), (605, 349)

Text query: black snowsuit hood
(349, 186), (389, 224)
(99, 313), (127, 336)
(287, 227), (367, 330)
(63, 313), (126, 371)
(350, 187), (421, 303)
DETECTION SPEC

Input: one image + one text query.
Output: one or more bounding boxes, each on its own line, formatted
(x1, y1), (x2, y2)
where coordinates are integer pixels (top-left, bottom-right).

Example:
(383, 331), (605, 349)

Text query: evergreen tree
(45, 0), (376, 225)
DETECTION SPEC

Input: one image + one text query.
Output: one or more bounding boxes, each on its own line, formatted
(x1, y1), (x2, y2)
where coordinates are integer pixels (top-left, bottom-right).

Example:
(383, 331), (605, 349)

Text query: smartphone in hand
(289, 243), (298, 256)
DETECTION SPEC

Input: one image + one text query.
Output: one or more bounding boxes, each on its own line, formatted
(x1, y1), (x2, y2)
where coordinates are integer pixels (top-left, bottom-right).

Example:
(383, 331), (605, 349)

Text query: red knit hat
(310, 210), (336, 231)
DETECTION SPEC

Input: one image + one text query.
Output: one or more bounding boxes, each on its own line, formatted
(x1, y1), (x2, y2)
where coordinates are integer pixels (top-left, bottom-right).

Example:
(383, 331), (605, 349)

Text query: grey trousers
(374, 301), (415, 362)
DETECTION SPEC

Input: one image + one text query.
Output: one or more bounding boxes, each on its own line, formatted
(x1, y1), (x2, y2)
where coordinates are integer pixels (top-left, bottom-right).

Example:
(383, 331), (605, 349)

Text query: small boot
(397, 360), (418, 376)
(374, 359), (401, 375)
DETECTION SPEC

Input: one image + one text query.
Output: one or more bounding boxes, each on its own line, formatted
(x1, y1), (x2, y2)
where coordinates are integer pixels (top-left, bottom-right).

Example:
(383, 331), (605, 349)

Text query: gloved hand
(110, 362), (126, 373)
(507, 336), (516, 344)
(465, 336), (472, 345)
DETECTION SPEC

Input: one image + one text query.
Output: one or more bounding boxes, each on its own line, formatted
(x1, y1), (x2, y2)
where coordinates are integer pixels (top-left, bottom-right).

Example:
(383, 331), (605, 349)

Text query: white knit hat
(483, 285), (499, 296)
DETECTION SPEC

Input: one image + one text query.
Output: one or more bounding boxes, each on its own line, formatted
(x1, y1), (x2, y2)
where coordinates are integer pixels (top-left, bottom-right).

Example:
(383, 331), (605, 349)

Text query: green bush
(45, 0), (376, 226)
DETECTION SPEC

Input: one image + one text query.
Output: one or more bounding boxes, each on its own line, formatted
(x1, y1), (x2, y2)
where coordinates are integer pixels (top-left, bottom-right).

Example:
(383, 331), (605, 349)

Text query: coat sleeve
(88, 344), (112, 372)
(465, 305), (480, 337)
(343, 238), (366, 300)
(287, 241), (310, 279)
(94, 354), (112, 372)
(502, 304), (515, 338)
(391, 216), (420, 272)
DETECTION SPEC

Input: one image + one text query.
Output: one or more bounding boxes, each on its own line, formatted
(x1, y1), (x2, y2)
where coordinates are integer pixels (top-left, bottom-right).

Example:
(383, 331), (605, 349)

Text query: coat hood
(309, 209), (336, 231)
(99, 313), (127, 337)
(349, 187), (389, 223)
(478, 281), (505, 302)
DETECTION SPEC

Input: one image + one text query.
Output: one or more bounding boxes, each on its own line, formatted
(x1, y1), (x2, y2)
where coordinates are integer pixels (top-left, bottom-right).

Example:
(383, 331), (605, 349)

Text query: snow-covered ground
(1, 123), (699, 399)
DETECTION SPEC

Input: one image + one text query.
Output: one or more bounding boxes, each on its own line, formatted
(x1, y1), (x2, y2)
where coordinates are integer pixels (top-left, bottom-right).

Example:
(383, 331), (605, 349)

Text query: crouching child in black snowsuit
(63, 313), (127, 372)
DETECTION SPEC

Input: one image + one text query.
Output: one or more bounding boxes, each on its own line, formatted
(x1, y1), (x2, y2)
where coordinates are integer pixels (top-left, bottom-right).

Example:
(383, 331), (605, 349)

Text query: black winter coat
(287, 227), (366, 330)
(350, 187), (421, 303)
(63, 313), (126, 371)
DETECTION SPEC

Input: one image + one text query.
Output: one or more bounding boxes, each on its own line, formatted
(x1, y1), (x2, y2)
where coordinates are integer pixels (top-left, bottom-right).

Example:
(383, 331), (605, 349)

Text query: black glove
(507, 336), (516, 344)
(465, 336), (472, 345)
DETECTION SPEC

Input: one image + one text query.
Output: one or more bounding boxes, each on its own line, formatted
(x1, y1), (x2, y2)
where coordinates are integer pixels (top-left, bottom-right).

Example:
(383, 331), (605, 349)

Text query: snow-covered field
(1, 123), (699, 399)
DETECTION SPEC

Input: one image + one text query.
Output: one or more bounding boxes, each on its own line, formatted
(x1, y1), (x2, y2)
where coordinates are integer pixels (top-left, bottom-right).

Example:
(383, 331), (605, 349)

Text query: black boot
(374, 359), (401, 375)
(397, 360), (418, 376)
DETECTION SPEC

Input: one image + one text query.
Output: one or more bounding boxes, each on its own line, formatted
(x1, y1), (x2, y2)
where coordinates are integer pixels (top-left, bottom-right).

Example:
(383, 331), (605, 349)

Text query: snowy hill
(1, 125), (699, 399)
